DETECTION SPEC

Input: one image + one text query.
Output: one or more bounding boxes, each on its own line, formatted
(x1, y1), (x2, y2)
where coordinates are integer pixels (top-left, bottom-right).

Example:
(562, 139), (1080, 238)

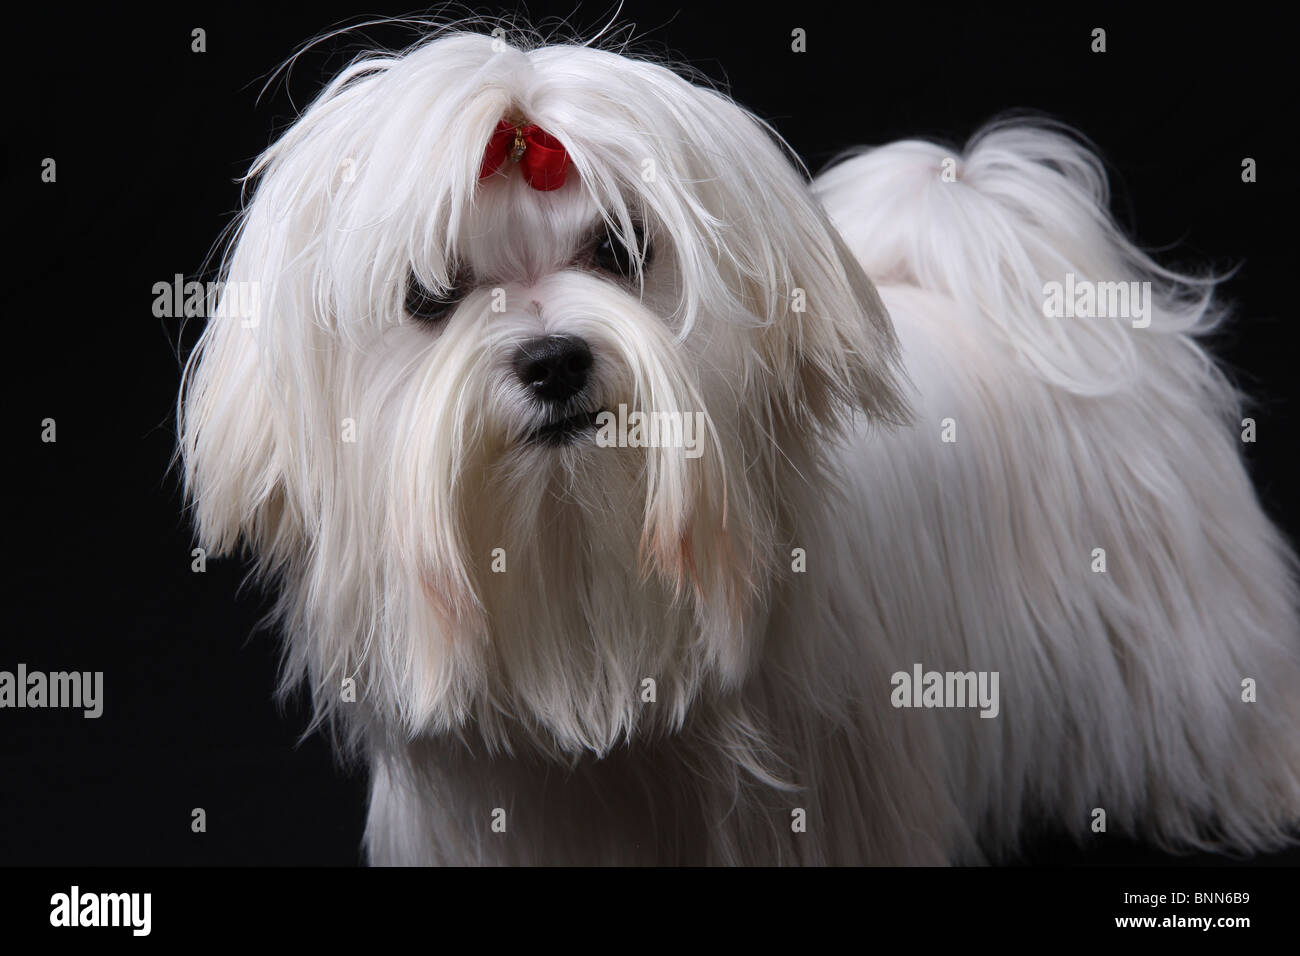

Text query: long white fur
(180, 26), (1300, 864)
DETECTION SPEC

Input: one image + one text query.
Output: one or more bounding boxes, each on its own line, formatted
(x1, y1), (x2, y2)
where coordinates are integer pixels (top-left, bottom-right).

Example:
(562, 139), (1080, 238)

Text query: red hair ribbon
(479, 118), (572, 191)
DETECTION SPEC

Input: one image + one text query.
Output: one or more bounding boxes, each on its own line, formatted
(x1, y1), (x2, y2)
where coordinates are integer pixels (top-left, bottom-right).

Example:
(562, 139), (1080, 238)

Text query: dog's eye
(592, 223), (650, 279)
(405, 272), (463, 324)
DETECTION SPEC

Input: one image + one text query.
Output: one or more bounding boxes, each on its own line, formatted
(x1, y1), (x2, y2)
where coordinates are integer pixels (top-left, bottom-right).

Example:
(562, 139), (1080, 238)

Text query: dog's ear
(178, 144), (342, 567)
(747, 211), (911, 431)
(178, 215), (302, 566)
(684, 96), (911, 432)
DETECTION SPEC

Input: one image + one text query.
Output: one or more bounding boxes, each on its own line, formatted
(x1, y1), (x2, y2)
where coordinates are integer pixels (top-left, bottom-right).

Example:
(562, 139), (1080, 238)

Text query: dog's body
(181, 30), (1300, 864)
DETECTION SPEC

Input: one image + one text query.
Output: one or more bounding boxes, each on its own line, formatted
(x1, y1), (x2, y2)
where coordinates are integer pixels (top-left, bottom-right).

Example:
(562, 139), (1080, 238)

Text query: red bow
(479, 118), (572, 191)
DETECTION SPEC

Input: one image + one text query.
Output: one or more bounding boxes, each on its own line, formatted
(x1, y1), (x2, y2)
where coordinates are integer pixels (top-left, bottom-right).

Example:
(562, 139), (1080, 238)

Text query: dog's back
(811, 121), (1300, 858)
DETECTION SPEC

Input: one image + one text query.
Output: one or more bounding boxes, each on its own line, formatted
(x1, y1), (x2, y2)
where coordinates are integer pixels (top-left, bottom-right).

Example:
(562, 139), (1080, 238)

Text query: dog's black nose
(513, 335), (593, 403)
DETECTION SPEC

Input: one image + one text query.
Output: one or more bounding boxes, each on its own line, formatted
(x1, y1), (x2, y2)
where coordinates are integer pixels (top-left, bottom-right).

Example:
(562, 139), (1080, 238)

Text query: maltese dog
(179, 27), (1300, 864)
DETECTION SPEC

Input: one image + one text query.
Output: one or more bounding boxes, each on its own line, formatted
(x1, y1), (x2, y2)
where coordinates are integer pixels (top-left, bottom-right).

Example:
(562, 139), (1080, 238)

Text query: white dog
(180, 27), (1300, 864)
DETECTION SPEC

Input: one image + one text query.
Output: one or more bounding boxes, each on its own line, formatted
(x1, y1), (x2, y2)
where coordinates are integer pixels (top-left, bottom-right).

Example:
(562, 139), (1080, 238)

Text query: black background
(5, 3), (1297, 865)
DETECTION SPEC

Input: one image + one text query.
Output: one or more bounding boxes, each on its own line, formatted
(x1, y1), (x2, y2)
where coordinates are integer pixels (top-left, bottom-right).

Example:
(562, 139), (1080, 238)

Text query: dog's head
(180, 30), (906, 757)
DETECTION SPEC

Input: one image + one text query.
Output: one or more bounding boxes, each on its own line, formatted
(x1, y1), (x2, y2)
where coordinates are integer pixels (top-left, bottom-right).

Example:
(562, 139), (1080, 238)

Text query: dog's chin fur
(180, 26), (1300, 864)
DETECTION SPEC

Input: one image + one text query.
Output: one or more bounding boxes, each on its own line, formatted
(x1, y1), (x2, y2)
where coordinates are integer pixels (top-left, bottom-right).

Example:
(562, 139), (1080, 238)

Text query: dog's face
(181, 33), (906, 757)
